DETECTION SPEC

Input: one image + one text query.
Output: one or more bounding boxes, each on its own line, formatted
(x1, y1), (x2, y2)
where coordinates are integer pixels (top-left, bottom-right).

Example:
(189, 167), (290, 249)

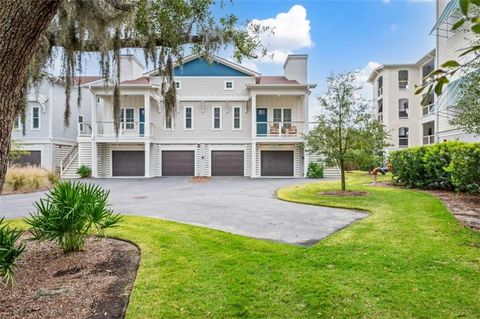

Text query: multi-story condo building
(369, 0), (479, 151)
(368, 50), (436, 151)
(59, 54), (315, 178)
(11, 76), (100, 172)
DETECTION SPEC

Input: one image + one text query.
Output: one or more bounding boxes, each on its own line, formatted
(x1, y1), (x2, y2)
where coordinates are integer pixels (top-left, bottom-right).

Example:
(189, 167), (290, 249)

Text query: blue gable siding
(174, 58), (250, 77)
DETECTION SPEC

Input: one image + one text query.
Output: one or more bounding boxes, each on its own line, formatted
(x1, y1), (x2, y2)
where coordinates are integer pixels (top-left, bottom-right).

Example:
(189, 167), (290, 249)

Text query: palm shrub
(77, 165), (92, 178)
(0, 218), (26, 287)
(26, 181), (122, 253)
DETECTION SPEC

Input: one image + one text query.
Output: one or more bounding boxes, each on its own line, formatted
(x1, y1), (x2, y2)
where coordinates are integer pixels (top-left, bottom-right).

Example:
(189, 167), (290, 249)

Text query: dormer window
(175, 81), (181, 90)
(224, 81), (234, 90)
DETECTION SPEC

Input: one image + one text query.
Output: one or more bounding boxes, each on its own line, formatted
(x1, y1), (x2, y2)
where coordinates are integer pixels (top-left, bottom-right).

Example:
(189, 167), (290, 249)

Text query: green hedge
(390, 141), (480, 193)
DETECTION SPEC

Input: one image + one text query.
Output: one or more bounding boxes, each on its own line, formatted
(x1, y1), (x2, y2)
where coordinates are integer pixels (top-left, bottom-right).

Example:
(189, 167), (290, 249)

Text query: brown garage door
(112, 151), (145, 176)
(13, 151), (41, 166)
(211, 151), (244, 176)
(261, 151), (294, 176)
(162, 151), (195, 176)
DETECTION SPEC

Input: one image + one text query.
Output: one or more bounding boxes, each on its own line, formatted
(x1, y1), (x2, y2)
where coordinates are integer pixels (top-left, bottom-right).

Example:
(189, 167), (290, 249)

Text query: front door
(256, 108), (267, 136)
(139, 108), (145, 136)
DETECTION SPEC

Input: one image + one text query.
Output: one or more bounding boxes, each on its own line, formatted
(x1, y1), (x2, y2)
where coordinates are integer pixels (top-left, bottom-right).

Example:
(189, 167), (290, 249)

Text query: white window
(78, 115), (84, 132)
(232, 106), (242, 130)
(224, 81), (234, 90)
(13, 116), (21, 130)
(121, 108), (135, 130)
(175, 81), (181, 90)
(164, 113), (173, 130)
(399, 99), (409, 119)
(212, 106), (222, 130)
(31, 106), (40, 130)
(377, 76), (383, 96)
(398, 70), (409, 90)
(399, 127), (409, 148)
(184, 106), (193, 130)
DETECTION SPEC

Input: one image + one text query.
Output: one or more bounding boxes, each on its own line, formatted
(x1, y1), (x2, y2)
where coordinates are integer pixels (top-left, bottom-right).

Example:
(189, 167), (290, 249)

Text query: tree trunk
(339, 158), (346, 191)
(0, 0), (61, 194)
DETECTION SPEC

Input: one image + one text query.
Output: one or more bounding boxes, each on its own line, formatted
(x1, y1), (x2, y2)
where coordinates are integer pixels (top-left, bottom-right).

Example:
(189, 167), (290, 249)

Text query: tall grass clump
(3, 165), (57, 194)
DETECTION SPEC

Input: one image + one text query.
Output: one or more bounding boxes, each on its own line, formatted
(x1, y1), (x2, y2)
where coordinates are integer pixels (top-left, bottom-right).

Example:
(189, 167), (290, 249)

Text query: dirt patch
(0, 235), (140, 319)
(425, 190), (480, 232)
(190, 176), (211, 184)
(320, 191), (368, 197)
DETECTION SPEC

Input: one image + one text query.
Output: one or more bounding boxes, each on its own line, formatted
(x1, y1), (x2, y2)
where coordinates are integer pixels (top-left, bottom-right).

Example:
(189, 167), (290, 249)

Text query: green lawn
(8, 172), (480, 318)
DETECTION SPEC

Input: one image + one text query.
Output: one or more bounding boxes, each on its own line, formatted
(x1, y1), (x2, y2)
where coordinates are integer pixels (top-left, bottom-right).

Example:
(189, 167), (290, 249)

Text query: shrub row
(390, 141), (480, 193)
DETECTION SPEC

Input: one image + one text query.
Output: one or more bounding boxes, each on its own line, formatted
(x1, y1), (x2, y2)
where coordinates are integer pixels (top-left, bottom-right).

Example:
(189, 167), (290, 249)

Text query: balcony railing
(423, 135), (435, 145)
(256, 121), (304, 138)
(422, 104), (434, 116)
(78, 121), (153, 137)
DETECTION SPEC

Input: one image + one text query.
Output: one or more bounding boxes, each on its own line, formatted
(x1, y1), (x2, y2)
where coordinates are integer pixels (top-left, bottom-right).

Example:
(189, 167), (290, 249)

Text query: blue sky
(216, 0), (436, 96)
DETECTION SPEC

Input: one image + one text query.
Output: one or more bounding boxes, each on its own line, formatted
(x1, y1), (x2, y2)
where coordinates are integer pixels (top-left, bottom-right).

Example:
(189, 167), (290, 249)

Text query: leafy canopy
(22, 0), (268, 133)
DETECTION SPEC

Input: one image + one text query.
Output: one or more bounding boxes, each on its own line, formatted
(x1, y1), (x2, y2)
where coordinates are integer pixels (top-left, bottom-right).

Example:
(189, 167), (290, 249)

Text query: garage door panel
(13, 151), (41, 166)
(211, 151), (244, 176)
(261, 151), (294, 176)
(112, 151), (145, 176)
(162, 151), (195, 176)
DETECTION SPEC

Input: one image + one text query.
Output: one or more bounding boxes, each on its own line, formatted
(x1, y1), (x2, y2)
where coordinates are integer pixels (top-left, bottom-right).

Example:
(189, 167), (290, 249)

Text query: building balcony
(422, 103), (434, 116)
(423, 135), (435, 145)
(78, 121), (154, 139)
(256, 121), (304, 139)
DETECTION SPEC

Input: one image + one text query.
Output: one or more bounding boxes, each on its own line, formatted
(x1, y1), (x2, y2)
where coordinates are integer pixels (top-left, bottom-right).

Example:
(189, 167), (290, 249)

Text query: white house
(60, 54), (316, 178)
(11, 76), (101, 172)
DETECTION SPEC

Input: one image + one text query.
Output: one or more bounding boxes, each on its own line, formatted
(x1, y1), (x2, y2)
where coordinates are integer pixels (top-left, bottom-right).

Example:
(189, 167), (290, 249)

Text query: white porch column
(144, 93), (151, 137)
(144, 142), (151, 177)
(303, 94), (309, 177)
(250, 93), (257, 178)
(91, 91), (97, 137)
(91, 141), (97, 178)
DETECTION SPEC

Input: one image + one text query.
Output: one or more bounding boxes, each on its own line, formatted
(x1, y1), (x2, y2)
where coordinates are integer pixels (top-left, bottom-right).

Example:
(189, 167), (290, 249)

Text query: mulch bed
(425, 190), (480, 232)
(320, 191), (368, 197)
(0, 235), (140, 319)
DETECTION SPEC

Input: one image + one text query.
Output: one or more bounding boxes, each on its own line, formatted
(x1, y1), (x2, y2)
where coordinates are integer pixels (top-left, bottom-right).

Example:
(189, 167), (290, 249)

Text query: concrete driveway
(0, 177), (366, 245)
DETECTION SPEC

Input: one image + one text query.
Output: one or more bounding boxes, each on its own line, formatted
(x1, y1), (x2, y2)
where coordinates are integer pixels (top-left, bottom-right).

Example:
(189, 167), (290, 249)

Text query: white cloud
(250, 5), (313, 64)
(354, 61), (382, 102)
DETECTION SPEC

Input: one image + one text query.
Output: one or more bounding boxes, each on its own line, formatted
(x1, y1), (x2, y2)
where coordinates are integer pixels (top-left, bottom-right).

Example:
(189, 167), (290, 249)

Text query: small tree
(306, 72), (389, 191)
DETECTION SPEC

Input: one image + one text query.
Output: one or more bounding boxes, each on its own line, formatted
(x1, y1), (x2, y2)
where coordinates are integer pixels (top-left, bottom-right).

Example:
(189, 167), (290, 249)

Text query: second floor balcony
(256, 121), (304, 138)
(79, 121), (155, 139)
